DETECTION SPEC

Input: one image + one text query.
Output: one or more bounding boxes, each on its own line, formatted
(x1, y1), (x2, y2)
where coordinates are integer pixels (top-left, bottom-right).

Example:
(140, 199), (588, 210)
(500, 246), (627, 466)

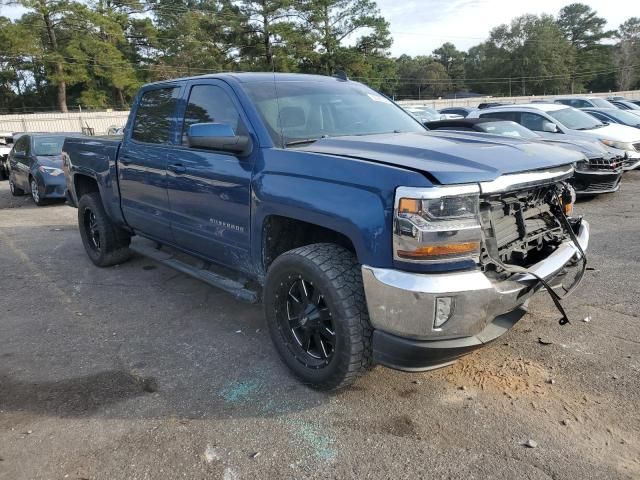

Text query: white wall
(0, 110), (130, 135)
(397, 90), (640, 108)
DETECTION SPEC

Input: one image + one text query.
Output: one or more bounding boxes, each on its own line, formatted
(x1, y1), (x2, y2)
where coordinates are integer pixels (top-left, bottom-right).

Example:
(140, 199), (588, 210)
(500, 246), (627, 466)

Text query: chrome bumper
(362, 221), (589, 341)
(623, 152), (640, 171)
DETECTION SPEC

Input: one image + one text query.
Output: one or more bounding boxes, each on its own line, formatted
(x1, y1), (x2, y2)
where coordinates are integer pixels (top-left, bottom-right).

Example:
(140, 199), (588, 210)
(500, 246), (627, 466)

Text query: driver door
(165, 80), (254, 272)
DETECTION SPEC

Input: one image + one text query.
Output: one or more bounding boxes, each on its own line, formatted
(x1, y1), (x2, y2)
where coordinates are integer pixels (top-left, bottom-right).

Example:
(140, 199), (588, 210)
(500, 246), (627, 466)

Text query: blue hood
(301, 132), (583, 184)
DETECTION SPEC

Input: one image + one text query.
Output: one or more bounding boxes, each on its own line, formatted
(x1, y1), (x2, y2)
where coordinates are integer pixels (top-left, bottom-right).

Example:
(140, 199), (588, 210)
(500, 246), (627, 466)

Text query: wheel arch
(261, 215), (358, 273)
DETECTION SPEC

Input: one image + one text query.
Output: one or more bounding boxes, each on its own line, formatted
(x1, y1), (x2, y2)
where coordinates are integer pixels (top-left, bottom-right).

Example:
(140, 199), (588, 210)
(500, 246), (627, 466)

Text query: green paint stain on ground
(221, 379), (262, 402)
(290, 420), (336, 461)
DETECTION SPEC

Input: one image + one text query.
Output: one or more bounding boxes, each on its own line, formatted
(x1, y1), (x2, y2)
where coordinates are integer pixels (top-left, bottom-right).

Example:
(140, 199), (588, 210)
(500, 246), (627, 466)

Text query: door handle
(168, 163), (186, 174)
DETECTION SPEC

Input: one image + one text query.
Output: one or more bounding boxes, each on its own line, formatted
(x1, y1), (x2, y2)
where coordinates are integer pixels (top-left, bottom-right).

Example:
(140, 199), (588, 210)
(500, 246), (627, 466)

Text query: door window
(132, 87), (180, 144)
(520, 113), (548, 132)
(181, 85), (245, 144)
(14, 136), (29, 156)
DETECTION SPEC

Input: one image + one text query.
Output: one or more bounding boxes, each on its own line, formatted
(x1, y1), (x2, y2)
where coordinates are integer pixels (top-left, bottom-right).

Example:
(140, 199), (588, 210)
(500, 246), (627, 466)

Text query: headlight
(394, 185), (481, 263)
(600, 139), (634, 151)
(38, 166), (64, 176)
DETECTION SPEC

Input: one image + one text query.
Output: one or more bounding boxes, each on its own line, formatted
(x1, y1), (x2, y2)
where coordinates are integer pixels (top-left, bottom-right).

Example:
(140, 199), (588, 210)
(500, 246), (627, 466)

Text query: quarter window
(132, 87), (180, 144)
(181, 85), (244, 144)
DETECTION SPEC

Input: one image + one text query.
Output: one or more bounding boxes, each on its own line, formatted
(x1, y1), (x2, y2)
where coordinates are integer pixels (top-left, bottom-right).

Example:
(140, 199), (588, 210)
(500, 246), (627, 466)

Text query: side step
(129, 239), (259, 304)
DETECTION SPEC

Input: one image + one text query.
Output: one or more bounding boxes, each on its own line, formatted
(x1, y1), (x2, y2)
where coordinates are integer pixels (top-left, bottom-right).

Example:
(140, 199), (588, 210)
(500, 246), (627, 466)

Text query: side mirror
(187, 123), (251, 155)
(542, 121), (559, 133)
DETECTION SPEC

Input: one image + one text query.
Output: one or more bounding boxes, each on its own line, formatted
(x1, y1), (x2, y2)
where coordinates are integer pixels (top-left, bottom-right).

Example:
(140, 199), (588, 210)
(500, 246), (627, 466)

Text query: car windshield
(477, 121), (539, 139)
(406, 107), (440, 122)
(548, 108), (603, 130)
(242, 80), (425, 147)
(33, 136), (65, 156)
(599, 109), (640, 125)
(591, 98), (616, 108)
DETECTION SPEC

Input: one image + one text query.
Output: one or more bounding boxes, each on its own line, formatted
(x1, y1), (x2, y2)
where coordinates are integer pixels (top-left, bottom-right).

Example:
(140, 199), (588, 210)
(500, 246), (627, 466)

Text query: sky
(0, 0), (633, 57)
(380, 0), (632, 56)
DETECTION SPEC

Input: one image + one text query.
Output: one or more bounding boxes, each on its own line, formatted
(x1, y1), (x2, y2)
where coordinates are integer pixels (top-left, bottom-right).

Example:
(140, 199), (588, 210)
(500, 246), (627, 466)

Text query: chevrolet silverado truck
(62, 73), (589, 390)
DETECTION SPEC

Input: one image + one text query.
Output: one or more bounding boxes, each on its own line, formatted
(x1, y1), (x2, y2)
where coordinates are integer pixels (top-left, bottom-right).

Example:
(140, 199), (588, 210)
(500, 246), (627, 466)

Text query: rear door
(165, 80), (254, 271)
(118, 85), (182, 242)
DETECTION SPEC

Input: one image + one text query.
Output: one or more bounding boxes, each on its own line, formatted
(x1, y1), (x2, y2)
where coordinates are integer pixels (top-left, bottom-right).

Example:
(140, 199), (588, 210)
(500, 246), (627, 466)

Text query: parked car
(8, 133), (78, 205)
(554, 96), (617, 109)
(0, 132), (14, 180)
(425, 118), (623, 195)
(468, 103), (640, 170)
(403, 106), (443, 122)
(477, 102), (512, 109)
(608, 100), (640, 115)
(62, 73), (589, 390)
(582, 108), (640, 129)
(438, 107), (476, 118)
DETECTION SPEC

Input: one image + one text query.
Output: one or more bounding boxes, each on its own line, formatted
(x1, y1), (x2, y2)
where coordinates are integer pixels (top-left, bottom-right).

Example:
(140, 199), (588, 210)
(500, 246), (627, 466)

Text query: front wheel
(30, 177), (46, 206)
(77, 192), (132, 267)
(264, 243), (372, 390)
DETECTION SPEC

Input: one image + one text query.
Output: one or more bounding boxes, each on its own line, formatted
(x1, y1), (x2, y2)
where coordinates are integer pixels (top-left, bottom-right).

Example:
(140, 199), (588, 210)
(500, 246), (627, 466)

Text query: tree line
(0, 0), (638, 113)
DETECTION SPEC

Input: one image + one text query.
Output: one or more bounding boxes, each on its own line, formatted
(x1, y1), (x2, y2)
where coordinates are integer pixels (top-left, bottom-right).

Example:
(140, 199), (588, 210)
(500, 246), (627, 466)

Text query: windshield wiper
(285, 139), (320, 147)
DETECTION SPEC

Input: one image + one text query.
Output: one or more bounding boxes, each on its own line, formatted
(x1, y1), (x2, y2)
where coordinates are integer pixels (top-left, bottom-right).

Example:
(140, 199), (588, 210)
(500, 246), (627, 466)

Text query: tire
(9, 177), (24, 196)
(30, 176), (47, 206)
(77, 192), (132, 267)
(264, 243), (372, 390)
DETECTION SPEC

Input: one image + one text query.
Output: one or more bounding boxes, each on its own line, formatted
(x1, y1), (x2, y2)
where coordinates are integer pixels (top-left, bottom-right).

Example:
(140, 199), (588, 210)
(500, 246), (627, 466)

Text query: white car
(0, 132), (14, 180)
(554, 96), (617, 109)
(468, 103), (640, 170)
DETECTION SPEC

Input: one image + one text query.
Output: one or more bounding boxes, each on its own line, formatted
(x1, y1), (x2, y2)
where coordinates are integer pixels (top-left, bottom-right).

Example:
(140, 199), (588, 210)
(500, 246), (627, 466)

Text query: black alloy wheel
(84, 208), (101, 253)
(280, 276), (336, 367)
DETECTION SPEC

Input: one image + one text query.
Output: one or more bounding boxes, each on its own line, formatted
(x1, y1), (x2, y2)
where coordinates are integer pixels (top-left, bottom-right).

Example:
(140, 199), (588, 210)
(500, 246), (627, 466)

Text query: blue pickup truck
(63, 73), (589, 390)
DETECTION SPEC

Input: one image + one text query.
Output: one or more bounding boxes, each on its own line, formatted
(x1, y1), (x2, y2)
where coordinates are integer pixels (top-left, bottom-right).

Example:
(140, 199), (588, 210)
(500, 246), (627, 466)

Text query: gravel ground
(1, 174), (639, 480)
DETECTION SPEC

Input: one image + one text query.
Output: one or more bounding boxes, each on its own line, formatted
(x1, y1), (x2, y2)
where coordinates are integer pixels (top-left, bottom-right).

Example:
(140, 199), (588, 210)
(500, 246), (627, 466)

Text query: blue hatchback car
(8, 133), (75, 205)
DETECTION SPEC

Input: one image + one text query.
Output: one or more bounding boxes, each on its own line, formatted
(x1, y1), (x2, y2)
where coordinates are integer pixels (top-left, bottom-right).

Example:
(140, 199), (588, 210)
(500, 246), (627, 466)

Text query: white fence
(0, 110), (130, 135)
(1, 90), (640, 134)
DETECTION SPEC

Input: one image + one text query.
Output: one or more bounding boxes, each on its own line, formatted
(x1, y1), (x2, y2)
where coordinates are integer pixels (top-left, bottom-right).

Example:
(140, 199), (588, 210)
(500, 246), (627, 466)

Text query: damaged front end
(363, 165), (589, 371)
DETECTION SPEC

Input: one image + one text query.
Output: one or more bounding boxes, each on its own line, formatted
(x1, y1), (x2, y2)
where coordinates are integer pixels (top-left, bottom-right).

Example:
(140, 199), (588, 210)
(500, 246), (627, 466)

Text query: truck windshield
(243, 80), (425, 147)
(548, 108), (603, 131)
(33, 136), (65, 156)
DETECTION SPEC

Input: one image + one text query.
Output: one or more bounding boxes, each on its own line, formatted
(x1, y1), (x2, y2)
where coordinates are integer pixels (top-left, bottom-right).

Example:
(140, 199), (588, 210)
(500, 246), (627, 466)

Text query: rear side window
(132, 87), (180, 144)
(181, 85), (244, 144)
(480, 111), (520, 122)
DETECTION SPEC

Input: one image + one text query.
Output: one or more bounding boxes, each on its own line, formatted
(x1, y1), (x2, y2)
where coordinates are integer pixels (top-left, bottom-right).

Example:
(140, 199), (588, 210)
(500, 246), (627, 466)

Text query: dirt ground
(1, 174), (639, 480)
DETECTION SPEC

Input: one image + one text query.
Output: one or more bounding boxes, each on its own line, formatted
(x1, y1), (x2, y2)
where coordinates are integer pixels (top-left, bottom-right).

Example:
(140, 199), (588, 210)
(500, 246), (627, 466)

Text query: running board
(129, 240), (259, 304)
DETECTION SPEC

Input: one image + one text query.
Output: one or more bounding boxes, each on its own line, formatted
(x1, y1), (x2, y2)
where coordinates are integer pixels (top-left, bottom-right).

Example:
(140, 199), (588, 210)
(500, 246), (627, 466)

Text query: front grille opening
(479, 184), (569, 277)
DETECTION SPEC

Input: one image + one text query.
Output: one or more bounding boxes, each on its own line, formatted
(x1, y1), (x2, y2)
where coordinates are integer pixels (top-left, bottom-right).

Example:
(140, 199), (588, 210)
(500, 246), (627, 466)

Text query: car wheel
(264, 243), (372, 390)
(9, 178), (25, 196)
(30, 177), (47, 206)
(78, 192), (132, 267)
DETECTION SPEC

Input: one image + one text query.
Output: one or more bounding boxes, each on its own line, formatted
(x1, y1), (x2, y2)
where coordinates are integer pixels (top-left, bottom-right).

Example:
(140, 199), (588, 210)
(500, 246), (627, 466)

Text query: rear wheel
(78, 192), (132, 267)
(264, 243), (372, 390)
(9, 178), (24, 196)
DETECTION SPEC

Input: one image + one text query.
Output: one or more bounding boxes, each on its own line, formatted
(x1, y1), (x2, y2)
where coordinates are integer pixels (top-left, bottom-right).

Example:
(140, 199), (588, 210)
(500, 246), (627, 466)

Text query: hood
(300, 132), (583, 184)
(538, 136), (611, 159)
(578, 123), (640, 143)
(36, 155), (64, 168)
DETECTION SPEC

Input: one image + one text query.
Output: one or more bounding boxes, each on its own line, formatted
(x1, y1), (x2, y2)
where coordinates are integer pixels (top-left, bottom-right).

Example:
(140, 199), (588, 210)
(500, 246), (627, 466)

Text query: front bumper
(38, 174), (67, 199)
(622, 152), (640, 171)
(572, 170), (622, 195)
(362, 221), (589, 371)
